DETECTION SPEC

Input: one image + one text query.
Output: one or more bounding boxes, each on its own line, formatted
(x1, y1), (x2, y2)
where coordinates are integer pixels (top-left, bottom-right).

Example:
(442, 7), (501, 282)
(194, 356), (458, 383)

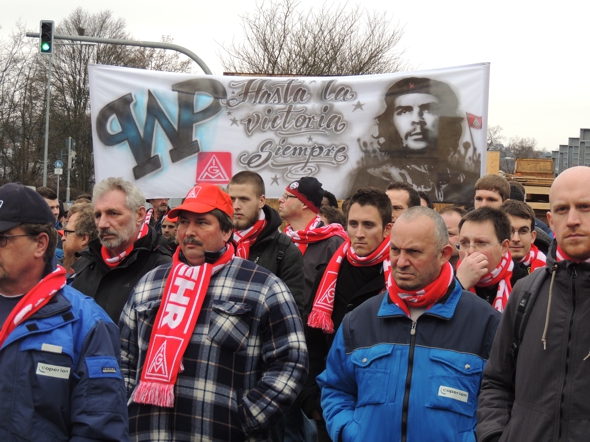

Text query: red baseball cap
(168, 184), (234, 219)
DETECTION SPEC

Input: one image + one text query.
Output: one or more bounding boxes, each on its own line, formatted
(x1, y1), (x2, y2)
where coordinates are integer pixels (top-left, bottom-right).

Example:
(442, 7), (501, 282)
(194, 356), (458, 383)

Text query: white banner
(89, 63), (489, 203)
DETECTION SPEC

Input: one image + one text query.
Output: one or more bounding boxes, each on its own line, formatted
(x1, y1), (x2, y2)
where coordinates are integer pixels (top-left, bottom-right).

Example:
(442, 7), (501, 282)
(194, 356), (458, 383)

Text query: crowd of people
(0, 166), (589, 442)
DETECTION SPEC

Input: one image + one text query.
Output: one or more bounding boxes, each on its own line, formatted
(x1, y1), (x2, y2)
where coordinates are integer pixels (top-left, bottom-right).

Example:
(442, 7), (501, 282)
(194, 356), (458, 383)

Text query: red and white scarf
(387, 261), (454, 317)
(472, 251), (514, 312)
(234, 209), (267, 259)
(556, 244), (590, 264)
(307, 237), (391, 333)
(0, 266), (66, 347)
(132, 244), (235, 408)
(519, 244), (546, 271)
(101, 212), (151, 268)
(284, 216), (347, 255)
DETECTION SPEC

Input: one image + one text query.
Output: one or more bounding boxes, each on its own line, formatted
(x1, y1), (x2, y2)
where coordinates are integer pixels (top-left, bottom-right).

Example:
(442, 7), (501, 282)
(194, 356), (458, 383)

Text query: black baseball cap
(0, 183), (56, 232)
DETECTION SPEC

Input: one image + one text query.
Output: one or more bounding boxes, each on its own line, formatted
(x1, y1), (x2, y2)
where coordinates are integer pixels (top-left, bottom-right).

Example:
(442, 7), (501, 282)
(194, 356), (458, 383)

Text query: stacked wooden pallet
(507, 175), (553, 219)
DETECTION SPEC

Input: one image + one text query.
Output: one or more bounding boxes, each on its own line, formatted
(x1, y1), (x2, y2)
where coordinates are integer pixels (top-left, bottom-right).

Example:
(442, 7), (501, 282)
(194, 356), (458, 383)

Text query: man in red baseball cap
(120, 183), (308, 441)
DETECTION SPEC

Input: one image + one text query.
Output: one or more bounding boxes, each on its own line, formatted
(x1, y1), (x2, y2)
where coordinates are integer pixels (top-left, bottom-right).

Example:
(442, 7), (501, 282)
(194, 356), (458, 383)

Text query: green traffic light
(41, 42), (51, 52)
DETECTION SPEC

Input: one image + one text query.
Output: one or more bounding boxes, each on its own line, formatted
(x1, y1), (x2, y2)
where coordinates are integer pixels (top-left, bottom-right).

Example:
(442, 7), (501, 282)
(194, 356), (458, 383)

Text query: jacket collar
(2, 291), (75, 349)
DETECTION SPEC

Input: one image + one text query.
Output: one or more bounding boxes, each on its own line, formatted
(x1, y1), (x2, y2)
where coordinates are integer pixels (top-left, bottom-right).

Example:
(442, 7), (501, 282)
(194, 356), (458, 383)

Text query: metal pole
(42, 52), (53, 186)
(56, 174), (60, 200)
(66, 137), (72, 203)
(26, 32), (212, 74)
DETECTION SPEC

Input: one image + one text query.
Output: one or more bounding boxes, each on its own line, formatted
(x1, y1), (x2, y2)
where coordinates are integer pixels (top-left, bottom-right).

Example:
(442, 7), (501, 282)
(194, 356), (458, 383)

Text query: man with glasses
(0, 183), (128, 441)
(456, 207), (513, 311)
(385, 181), (421, 223)
(278, 176), (346, 442)
(279, 177), (347, 311)
(62, 202), (98, 275)
(500, 200), (547, 285)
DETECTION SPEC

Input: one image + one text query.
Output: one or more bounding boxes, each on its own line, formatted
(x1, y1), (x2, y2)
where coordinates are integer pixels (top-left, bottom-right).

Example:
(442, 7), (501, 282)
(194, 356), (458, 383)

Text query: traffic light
(39, 20), (55, 54)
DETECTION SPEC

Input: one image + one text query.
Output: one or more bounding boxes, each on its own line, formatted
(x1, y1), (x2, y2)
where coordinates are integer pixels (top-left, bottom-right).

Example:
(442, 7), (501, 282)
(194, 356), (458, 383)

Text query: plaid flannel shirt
(120, 257), (308, 441)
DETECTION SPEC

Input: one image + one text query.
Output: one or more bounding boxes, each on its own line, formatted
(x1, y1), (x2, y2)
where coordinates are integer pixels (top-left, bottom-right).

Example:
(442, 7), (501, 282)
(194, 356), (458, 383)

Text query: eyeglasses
(511, 228), (531, 237)
(63, 229), (76, 238)
(0, 234), (33, 247)
(456, 241), (500, 251)
(281, 194), (299, 200)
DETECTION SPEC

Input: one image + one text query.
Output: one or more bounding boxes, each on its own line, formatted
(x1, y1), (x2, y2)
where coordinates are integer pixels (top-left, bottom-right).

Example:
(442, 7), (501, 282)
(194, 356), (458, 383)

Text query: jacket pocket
(426, 348), (483, 418)
(208, 301), (253, 352)
(350, 344), (395, 406)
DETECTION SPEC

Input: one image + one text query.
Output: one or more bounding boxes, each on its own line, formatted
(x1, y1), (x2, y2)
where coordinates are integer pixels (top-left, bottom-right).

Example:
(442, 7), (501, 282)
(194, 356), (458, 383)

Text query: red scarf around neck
(234, 210), (267, 259)
(132, 244), (235, 408)
(387, 261), (454, 317)
(100, 212), (151, 268)
(307, 236), (390, 333)
(471, 251), (513, 312)
(284, 216), (347, 255)
(519, 244), (546, 271)
(0, 266), (66, 347)
(556, 244), (590, 263)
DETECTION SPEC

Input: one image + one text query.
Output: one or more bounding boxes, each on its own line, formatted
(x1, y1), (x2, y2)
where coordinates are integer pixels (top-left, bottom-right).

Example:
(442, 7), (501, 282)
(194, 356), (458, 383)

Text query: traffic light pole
(66, 137), (73, 203)
(42, 52), (53, 187)
(26, 32), (212, 74)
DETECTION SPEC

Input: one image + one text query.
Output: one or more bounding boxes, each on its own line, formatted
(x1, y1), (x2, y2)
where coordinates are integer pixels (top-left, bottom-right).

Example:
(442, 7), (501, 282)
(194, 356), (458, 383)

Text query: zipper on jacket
(401, 320), (417, 442)
(558, 265), (577, 441)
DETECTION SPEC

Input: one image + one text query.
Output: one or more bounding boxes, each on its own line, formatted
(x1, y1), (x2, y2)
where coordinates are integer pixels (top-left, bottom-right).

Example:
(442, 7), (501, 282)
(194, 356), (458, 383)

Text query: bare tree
(487, 125), (504, 150)
(32, 8), (193, 195)
(0, 24), (47, 184)
(219, 0), (407, 75)
(134, 35), (192, 73)
(507, 136), (540, 159)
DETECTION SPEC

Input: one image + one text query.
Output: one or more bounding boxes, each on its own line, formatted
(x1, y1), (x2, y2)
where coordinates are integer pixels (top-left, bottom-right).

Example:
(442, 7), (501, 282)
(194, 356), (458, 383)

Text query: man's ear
(136, 206), (146, 226)
(33, 232), (49, 259)
(259, 194), (266, 209)
(440, 243), (454, 263)
(80, 234), (90, 249)
(383, 222), (393, 238)
(500, 238), (510, 255)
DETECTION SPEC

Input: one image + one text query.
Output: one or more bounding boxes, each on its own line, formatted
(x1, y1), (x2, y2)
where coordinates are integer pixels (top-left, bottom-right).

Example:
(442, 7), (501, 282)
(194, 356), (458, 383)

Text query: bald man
(478, 166), (590, 442)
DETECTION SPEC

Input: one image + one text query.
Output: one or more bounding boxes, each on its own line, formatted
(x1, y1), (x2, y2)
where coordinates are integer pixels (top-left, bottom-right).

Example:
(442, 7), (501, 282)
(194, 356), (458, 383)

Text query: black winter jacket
(243, 205), (305, 315)
(70, 226), (172, 322)
(301, 259), (385, 416)
(478, 244), (590, 442)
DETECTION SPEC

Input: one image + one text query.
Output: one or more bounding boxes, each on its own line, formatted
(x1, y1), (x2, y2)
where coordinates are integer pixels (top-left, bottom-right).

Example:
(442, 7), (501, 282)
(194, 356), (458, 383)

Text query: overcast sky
(2, 0), (588, 152)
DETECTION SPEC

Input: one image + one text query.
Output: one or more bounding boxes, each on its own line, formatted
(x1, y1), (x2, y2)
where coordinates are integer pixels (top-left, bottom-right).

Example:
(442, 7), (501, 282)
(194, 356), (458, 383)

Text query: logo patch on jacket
(36, 363), (71, 379)
(102, 367), (117, 374)
(438, 386), (468, 403)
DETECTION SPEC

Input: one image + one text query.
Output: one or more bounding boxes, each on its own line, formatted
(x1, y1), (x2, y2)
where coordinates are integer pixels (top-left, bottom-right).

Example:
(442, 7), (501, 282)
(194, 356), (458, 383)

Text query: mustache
(183, 237), (204, 246)
(98, 228), (118, 239)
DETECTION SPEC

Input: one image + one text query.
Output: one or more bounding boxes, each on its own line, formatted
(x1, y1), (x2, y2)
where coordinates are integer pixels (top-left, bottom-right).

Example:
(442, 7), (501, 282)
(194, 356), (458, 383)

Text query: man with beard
(228, 171), (305, 315)
(347, 77), (480, 203)
(477, 166), (590, 441)
(70, 177), (172, 322)
(61, 202), (97, 275)
(146, 198), (170, 234)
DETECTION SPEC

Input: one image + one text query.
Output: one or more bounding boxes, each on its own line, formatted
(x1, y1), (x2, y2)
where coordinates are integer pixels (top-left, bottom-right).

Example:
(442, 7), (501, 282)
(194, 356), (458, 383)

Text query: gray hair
(92, 177), (145, 213)
(397, 206), (449, 252)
